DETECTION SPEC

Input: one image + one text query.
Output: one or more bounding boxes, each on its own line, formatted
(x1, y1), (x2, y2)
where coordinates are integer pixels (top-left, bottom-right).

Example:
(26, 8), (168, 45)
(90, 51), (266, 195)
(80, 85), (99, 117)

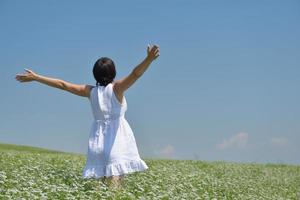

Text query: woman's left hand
(15, 68), (38, 82)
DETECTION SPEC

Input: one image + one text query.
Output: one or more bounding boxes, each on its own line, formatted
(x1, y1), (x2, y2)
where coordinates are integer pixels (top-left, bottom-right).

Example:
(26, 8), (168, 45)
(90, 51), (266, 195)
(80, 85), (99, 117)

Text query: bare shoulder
(111, 82), (124, 104)
(112, 80), (123, 95)
(85, 84), (95, 98)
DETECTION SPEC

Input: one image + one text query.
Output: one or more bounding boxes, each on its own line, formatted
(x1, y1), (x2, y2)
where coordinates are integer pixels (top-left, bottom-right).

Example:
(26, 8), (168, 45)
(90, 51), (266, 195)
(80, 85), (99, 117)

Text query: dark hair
(93, 57), (116, 86)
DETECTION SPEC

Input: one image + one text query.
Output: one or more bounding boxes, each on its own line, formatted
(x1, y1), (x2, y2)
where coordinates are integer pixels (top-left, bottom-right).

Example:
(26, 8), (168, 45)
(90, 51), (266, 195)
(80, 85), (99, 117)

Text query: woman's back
(83, 82), (148, 178)
(89, 83), (127, 121)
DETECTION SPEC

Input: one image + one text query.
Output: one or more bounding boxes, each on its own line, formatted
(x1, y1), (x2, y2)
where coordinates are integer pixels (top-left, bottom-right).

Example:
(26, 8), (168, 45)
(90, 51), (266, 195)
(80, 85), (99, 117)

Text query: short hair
(93, 57), (116, 86)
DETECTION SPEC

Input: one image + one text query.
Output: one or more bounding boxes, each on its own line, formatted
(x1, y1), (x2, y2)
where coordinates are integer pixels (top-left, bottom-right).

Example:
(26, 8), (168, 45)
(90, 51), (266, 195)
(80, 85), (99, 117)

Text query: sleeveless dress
(82, 83), (148, 178)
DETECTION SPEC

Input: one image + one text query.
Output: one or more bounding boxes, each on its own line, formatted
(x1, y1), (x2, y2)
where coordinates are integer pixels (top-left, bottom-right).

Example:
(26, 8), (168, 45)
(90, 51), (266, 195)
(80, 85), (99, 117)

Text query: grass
(0, 143), (299, 199)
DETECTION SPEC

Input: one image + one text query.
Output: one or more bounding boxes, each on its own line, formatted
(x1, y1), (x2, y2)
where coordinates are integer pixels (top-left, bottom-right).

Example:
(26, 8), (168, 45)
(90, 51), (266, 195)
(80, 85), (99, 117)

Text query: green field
(0, 143), (299, 199)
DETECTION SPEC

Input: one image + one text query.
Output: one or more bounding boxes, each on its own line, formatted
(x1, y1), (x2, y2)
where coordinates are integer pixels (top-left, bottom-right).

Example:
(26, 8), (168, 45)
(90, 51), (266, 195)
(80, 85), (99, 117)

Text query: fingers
(154, 46), (160, 55)
(150, 45), (159, 55)
(16, 74), (27, 77)
(148, 44), (159, 50)
(15, 77), (26, 82)
(147, 43), (160, 60)
(24, 68), (31, 72)
(16, 77), (30, 82)
(151, 45), (159, 51)
(148, 44), (155, 53)
(15, 73), (29, 82)
(15, 68), (35, 83)
(15, 76), (24, 81)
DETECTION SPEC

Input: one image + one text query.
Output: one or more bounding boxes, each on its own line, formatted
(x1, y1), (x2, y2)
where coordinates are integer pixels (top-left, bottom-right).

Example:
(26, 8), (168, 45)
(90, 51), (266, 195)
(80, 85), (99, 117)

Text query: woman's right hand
(15, 68), (39, 83)
(146, 44), (160, 62)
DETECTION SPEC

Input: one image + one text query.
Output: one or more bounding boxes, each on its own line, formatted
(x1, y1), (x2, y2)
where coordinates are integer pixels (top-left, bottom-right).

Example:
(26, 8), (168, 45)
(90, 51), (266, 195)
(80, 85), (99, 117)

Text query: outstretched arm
(15, 69), (92, 98)
(113, 44), (160, 99)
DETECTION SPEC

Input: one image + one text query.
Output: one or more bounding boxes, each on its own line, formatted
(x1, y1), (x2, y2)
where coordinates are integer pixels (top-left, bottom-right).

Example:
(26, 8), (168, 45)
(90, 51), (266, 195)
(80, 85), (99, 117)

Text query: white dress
(82, 83), (148, 178)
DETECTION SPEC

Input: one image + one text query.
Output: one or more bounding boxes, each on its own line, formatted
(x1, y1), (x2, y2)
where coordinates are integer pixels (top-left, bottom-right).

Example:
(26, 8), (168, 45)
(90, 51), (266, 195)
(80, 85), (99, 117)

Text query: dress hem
(82, 159), (148, 178)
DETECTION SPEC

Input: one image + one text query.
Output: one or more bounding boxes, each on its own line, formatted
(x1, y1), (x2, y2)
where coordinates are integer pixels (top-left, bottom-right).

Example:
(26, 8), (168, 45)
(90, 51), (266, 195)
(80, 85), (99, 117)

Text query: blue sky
(0, 0), (299, 164)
